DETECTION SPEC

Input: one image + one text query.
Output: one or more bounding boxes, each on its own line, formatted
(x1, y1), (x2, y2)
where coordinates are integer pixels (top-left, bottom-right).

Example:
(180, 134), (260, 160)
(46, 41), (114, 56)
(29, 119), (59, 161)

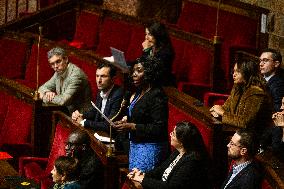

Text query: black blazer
(83, 85), (123, 132)
(128, 87), (169, 143)
(267, 74), (284, 112)
(221, 161), (263, 189)
(141, 150), (210, 189)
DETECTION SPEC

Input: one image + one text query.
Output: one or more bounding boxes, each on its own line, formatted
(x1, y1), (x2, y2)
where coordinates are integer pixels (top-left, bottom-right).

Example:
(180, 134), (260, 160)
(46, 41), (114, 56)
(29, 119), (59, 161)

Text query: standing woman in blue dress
(114, 56), (169, 172)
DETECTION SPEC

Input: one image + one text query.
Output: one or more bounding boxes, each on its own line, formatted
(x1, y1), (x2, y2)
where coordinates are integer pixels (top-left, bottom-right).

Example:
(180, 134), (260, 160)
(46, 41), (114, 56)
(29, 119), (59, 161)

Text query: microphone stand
(34, 26), (42, 100)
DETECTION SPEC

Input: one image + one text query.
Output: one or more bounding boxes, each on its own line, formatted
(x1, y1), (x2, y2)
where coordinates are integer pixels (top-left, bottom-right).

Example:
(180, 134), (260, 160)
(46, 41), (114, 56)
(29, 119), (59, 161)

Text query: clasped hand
(113, 118), (136, 131)
(43, 91), (56, 102)
(142, 40), (154, 50)
(71, 110), (83, 123)
(210, 105), (225, 117)
(127, 168), (145, 183)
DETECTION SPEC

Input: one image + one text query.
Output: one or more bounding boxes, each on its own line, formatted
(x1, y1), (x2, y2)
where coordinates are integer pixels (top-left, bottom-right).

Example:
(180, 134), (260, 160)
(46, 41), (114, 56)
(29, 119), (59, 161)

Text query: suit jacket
(128, 87), (169, 143)
(79, 150), (104, 189)
(222, 85), (272, 135)
(39, 63), (92, 113)
(141, 46), (175, 86)
(142, 150), (210, 189)
(83, 85), (123, 132)
(221, 161), (263, 189)
(266, 74), (284, 112)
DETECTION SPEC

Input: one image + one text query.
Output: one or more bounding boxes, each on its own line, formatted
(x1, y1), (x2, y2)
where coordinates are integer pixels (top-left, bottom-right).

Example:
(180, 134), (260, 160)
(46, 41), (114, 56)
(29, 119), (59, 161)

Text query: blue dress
(128, 87), (169, 172)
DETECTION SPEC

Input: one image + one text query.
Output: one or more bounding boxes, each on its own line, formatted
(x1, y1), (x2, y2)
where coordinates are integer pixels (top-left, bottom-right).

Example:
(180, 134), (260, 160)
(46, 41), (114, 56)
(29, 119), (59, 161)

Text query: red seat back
(125, 25), (145, 62)
(72, 11), (101, 49)
(69, 55), (98, 99)
(0, 96), (33, 146)
(24, 45), (53, 88)
(45, 123), (71, 174)
(95, 17), (133, 56)
(168, 102), (213, 156)
(0, 38), (29, 79)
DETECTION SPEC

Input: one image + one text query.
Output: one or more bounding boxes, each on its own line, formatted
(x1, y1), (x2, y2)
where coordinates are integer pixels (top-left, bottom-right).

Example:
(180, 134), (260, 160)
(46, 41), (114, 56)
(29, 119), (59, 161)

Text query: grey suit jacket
(39, 62), (92, 113)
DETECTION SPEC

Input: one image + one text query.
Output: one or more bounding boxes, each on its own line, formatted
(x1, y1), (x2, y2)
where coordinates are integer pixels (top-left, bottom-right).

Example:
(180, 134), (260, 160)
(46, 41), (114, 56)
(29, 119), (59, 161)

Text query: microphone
(111, 91), (131, 121)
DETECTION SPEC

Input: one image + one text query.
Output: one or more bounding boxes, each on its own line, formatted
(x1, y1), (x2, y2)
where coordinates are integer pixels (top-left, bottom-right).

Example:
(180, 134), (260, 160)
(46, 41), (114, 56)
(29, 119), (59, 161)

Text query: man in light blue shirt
(222, 129), (263, 189)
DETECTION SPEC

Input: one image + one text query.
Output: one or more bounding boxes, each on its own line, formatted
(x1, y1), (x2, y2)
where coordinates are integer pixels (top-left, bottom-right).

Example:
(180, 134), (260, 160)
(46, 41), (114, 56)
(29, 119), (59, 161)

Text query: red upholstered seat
(168, 102), (213, 155)
(125, 25), (145, 62)
(69, 55), (98, 99)
(0, 91), (9, 128)
(177, 1), (259, 89)
(0, 38), (30, 79)
(177, 2), (216, 38)
(95, 17), (133, 57)
(203, 92), (229, 107)
(0, 95), (33, 147)
(19, 123), (71, 186)
(69, 11), (102, 49)
(0, 95), (33, 161)
(23, 45), (53, 89)
(171, 35), (213, 99)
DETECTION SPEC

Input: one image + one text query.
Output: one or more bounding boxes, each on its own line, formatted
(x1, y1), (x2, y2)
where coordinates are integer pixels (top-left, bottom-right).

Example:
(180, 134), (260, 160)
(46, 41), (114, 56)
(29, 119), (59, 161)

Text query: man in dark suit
(260, 49), (284, 112)
(222, 129), (263, 189)
(72, 62), (128, 152)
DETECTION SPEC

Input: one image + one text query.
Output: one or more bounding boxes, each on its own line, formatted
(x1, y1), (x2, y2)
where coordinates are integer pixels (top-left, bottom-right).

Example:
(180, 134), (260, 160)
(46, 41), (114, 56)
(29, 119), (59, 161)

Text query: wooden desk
(0, 160), (18, 189)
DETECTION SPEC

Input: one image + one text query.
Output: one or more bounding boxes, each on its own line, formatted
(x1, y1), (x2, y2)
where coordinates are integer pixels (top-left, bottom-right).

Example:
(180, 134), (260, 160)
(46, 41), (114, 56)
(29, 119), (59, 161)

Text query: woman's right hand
(142, 40), (153, 50)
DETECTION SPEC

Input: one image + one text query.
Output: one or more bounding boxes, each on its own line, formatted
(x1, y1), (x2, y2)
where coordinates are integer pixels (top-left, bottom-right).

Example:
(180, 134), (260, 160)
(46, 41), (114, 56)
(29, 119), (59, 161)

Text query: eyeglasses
(170, 130), (176, 138)
(49, 58), (64, 67)
(259, 58), (274, 64)
(65, 142), (81, 149)
(228, 140), (242, 148)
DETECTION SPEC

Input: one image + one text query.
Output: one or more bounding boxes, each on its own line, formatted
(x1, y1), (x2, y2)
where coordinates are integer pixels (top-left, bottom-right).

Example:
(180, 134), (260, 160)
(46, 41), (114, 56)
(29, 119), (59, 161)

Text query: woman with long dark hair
(141, 22), (175, 86)
(210, 59), (272, 134)
(127, 121), (210, 189)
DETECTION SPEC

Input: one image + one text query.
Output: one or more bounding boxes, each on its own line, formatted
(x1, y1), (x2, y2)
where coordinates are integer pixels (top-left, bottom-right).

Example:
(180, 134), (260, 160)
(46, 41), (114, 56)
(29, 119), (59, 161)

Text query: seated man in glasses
(65, 129), (104, 189)
(259, 49), (284, 112)
(222, 129), (263, 189)
(39, 47), (92, 114)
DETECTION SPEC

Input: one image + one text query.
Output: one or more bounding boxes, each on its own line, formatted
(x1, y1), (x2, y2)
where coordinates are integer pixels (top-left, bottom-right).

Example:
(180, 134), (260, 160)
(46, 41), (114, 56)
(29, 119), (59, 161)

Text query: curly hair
(132, 56), (163, 86)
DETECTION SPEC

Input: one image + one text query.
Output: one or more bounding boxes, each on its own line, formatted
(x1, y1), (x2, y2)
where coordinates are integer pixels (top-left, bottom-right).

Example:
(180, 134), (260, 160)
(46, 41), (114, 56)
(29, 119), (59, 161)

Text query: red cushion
(96, 18), (133, 56)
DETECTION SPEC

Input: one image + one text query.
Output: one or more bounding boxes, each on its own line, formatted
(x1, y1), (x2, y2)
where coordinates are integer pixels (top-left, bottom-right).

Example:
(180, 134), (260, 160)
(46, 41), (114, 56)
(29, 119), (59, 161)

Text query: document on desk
(94, 133), (115, 143)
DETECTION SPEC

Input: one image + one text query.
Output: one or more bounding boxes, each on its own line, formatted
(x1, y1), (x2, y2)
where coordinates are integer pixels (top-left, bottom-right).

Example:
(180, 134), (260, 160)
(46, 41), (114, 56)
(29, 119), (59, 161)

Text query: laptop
(110, 47), (129, 72)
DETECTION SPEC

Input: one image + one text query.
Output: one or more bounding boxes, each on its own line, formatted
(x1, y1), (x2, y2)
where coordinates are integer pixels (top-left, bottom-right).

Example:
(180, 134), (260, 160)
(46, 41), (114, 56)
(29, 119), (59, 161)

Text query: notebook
(110, 47), (129, 72)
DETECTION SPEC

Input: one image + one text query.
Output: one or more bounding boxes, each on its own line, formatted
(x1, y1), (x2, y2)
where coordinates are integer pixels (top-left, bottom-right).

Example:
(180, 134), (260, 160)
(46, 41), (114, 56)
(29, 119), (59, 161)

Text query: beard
(228, 151), (241, 160)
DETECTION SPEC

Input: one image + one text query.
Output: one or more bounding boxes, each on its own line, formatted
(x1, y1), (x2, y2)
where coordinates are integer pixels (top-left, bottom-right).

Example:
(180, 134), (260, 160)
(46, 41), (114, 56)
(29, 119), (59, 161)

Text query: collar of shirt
(264, 74), (274, 81)
(100, 85), (114, 99)
(232, 160), (252, 175)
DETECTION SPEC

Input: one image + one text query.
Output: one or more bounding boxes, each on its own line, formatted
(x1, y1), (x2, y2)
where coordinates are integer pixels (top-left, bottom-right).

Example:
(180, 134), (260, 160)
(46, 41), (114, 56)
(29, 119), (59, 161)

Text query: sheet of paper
(94, 133), (115, 143)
